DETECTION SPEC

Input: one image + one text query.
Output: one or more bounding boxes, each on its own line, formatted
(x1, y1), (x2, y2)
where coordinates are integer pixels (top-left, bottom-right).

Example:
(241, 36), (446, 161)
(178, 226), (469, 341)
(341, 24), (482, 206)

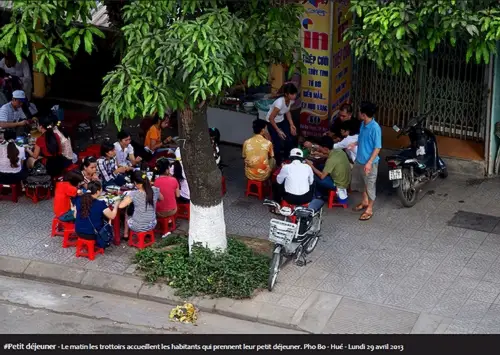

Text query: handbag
(87, 215), (114, 249)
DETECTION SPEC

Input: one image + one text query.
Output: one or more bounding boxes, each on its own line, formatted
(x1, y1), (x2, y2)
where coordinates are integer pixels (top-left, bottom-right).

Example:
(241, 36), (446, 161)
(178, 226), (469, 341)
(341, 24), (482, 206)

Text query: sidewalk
(2, 145), (500, 333)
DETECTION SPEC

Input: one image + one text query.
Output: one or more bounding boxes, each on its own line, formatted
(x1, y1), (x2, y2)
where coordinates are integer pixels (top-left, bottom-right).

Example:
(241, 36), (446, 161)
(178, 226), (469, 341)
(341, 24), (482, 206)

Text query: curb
(0, 255), (304, 332)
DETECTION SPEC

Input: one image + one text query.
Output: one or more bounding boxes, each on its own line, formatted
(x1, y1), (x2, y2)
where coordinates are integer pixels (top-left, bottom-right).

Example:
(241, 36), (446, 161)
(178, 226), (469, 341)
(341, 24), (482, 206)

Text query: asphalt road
(0, 275), (303, 334)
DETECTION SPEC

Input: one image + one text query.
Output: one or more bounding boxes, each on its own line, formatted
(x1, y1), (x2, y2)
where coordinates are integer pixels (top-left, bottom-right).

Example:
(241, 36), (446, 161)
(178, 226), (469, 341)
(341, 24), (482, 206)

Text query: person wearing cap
(276, 148), (314, 206)
(0, 90), (30, 129)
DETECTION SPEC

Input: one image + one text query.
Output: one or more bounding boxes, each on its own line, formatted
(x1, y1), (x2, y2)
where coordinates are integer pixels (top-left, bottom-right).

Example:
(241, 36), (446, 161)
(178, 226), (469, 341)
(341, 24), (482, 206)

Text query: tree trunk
(178, 104), (227, 253)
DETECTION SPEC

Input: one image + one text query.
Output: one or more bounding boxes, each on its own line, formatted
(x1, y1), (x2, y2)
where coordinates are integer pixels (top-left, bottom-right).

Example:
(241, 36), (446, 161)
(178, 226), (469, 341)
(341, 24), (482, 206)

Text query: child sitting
(53, 170), (84, 222)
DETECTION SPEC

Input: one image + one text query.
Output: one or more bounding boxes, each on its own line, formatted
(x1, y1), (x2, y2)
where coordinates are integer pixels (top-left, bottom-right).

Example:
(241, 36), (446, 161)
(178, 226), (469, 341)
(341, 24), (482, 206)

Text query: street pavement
(2, 144), (500, 333)
(0, 276), (301, 334)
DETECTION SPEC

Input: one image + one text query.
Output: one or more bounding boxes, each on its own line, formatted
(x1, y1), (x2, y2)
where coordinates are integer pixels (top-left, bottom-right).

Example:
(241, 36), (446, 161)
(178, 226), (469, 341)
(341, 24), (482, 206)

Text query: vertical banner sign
(300, 0), (331, 137)
(330, 0), (352, 120)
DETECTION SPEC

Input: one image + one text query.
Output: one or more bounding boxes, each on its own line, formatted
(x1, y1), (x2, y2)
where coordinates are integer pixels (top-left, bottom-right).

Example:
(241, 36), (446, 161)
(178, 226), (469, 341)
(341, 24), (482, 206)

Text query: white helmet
(289, 148), (303, 158)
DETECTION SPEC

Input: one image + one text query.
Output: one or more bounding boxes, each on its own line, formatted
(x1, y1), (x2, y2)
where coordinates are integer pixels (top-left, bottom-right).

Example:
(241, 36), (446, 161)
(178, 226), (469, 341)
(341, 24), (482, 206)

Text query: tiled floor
(3, 144), (500, 333)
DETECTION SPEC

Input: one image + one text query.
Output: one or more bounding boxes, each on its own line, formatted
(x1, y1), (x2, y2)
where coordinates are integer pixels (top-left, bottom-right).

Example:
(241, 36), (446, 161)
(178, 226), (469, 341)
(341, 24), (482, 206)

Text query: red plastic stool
(156, 216), (177, 234)
(176, 203), (190, 220)
(0, 184), (21, 203)
(328, 190), (348, 209)
(51, 217), (75, 237)
(26, 186), (52, 203)
(245, 179), (271, 200)
(129, 230), (156, 249)
(221, 176), (227, 196)
(76, 238), (104, 260)
(62, 228), (78, 248)
(281, 200), (308, 223)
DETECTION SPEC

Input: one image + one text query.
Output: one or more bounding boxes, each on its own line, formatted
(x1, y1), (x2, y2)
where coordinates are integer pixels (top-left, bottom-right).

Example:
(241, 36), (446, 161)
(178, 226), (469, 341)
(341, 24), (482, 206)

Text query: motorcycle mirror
(393, 125), (401, 132)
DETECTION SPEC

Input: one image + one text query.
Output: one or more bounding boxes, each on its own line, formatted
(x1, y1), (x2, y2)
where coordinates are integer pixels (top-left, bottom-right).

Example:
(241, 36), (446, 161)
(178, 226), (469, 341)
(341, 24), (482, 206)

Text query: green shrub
(134, 236), (270, 299)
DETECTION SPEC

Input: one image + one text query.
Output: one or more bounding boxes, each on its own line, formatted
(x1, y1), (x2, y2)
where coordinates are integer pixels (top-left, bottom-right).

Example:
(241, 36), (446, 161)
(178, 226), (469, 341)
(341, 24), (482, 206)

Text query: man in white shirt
(0, 52), (32, 100)
(276, 148), (314, 206)
(0, 90), (30, 129)
(333, 121), (358, 164)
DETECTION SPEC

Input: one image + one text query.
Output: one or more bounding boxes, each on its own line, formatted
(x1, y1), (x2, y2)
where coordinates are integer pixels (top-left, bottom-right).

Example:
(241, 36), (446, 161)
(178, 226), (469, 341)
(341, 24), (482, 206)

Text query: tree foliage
(0, 0), (105, 76)
(98, 0), (304, 129)
(346, 0), (500, 74)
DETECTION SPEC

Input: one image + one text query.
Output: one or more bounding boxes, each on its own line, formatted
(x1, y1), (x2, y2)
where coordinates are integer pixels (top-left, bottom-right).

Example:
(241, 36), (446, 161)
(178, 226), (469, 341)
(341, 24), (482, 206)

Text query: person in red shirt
(53, 170), (84, 221)
(26, 115), (71, 177)
(153, 158), (180, 218)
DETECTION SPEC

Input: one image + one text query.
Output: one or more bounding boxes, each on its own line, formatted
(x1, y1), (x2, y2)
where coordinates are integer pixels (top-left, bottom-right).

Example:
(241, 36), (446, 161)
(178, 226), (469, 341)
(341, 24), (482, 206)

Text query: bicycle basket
(269, 219), (297, 245)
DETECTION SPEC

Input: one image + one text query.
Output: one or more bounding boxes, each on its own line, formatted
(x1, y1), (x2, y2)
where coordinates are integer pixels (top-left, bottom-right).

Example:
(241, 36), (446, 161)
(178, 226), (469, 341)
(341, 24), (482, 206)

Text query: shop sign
(330, 0), (352, 122)
(300, 0), (331, 137)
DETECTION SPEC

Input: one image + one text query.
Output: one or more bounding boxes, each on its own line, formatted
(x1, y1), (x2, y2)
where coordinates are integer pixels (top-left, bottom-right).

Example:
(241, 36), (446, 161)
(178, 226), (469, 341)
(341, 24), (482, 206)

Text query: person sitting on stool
(275, 148), (314, 206)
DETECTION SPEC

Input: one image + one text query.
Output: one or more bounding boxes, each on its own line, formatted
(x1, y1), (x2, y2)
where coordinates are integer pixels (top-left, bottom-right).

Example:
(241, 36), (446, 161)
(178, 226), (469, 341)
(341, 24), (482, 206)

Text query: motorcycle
(263, 198), (324, 291)
(386, 112), (448, 207)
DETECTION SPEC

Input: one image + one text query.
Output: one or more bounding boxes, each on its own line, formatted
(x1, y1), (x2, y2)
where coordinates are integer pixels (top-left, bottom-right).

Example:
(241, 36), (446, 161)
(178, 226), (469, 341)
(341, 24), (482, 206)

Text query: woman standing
(265, 83), (298, 166)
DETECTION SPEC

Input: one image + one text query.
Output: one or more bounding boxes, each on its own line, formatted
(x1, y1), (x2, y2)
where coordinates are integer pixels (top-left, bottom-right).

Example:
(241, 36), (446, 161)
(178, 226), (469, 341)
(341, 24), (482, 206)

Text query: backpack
(24, 160), (52, 190)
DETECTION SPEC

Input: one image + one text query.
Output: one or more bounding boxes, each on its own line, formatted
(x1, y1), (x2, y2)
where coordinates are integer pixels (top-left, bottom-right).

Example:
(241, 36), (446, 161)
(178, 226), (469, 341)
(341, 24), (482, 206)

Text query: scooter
(263, 199), (324, 291)
(386, 112), (448, 207)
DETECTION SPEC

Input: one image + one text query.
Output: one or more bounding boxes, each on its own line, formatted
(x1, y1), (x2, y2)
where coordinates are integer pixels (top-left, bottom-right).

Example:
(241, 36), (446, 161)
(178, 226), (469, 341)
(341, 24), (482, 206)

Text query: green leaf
(396, 27), (405, 40)
(72, 36), (81, 53)
(84, 30), (93, 54)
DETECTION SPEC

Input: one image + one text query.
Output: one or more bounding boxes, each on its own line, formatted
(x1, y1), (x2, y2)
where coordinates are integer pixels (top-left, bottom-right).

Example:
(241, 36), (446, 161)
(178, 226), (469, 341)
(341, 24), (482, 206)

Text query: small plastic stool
(26, 186), (52, 203)
(221, 176), (227, 196)
(156, 216), (177, 234)
(51, 217), (75, 237)
(62, 228), (78, 248)
(176, 203), (190, 220)
(129, 230), (156, 249)
(328, 189), (348, 209)
(245, 179), (271, 200)
(76, 238), (104, 260)
(0, 184), (21, 203)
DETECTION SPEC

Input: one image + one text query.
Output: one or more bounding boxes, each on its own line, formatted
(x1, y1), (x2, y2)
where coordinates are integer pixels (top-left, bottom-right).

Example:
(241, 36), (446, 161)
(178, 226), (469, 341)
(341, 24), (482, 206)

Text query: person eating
(0, 129), (27, 184)
(80, 156), (100, 188)
(0, 90), (30, 129)
(275, 148), (314, 206)
(144, 114), (173, 154)
(97, 142), (129, 188)
(114, 130), (142, 168)
(242, 119), (275, 182)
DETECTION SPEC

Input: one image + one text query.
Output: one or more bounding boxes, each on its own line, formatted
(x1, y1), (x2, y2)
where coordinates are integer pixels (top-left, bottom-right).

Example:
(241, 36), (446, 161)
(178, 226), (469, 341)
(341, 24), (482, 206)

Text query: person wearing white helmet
(276, 148), (314, 206)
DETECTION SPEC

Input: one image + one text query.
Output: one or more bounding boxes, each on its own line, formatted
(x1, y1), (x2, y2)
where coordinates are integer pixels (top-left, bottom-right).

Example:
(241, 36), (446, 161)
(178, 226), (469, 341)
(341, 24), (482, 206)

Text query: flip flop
(352, 204), (367, 212)
(359, 212), (373, 221)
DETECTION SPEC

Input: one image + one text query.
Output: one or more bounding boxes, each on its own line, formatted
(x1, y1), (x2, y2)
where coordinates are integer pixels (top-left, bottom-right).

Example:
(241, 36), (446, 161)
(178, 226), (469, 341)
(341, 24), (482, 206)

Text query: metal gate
(352, 43), (489, 142)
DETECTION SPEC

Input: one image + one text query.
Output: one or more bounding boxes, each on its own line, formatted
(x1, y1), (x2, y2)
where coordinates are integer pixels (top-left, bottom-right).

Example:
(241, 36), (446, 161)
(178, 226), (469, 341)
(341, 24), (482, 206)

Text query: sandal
(352, 203), (368, 212)
(359, 212), (373, 221)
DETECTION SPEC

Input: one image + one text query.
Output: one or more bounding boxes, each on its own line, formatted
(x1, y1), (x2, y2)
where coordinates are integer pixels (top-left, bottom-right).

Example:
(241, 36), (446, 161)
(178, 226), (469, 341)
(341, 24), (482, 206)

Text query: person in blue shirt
(74, 181), (117, 242)
(350, 101), (381, 221)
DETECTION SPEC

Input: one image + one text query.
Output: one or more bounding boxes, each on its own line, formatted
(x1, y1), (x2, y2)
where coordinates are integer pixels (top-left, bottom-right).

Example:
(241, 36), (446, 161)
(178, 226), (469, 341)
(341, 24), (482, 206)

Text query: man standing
(352, 101), (381, 221)
(0, 52), (32, 100)
(0, 90), (29, 129)
(325, 103), (360, 142)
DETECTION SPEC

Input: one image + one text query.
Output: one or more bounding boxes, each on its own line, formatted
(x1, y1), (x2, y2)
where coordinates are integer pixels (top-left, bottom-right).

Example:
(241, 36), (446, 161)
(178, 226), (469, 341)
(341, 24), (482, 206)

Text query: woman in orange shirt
(144, 115), (172, 154)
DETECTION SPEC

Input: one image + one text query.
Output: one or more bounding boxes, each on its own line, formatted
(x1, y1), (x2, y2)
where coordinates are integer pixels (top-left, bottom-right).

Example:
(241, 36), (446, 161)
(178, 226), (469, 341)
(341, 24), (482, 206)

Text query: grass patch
(134, 235), (270, 299)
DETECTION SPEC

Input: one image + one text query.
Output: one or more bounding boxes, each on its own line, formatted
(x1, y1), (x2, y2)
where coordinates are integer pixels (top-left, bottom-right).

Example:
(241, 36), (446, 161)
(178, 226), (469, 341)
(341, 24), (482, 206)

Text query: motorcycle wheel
(397, 168), (418, 208)
(268, 250), (282, 291)
(304, 234), (320, 254)
(439, 168), (448, 179)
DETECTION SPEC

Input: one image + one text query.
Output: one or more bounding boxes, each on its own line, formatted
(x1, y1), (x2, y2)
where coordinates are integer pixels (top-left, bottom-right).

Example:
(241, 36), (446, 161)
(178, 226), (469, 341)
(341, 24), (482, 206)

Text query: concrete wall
(488, 44), (500, 174)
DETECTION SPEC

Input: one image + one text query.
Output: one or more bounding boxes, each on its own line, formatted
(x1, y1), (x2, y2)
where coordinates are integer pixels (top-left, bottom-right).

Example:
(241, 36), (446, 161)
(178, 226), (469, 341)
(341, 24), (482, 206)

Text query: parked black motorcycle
(386, 112), (448, 207)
